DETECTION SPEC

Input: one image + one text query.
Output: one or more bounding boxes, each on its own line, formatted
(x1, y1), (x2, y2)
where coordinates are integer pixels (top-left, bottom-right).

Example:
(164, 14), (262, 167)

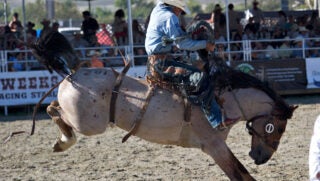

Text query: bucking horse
(28, 21), (297, 180)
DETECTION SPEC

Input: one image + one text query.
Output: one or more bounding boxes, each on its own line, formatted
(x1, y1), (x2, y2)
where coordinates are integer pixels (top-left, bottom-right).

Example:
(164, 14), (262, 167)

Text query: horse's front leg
(47, 100), (77, 152)
(205, 137), (255, 181)
(192, 120), (255, 181)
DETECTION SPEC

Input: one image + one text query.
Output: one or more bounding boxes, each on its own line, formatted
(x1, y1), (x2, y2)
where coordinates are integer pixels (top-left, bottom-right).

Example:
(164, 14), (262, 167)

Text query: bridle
(246, 114), (281, 152)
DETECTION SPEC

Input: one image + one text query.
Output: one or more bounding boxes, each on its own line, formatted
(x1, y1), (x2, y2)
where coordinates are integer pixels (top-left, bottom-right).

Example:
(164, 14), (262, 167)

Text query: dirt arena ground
(0, 94), (319, 181)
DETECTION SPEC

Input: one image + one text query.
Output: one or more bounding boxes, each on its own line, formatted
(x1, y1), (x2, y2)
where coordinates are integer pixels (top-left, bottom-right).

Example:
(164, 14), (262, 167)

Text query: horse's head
(246, 102), (298, 165)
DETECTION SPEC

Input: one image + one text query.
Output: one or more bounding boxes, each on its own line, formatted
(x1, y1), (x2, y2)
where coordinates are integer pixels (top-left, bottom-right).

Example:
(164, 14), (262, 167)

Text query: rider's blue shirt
(145, 2), (207, 55)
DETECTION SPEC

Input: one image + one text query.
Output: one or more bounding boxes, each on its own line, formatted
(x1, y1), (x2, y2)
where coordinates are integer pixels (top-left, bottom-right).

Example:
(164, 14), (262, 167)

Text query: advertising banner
(0, 71), (62, 106)
(305, 58), (320, 89)
(231, 59), (307, 91)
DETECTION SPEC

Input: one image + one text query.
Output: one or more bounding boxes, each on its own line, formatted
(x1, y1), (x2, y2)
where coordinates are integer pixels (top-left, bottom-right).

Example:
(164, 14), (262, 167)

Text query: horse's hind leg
(47, 100), (76, 152)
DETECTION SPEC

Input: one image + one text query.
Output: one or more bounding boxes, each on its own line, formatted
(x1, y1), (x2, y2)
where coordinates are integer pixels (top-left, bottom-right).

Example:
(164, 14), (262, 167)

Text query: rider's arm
(165, 15), (207, 51)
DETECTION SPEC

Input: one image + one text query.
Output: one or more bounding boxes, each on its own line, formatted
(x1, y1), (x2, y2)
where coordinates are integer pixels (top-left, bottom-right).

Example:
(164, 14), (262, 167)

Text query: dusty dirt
(0, 95), (319, 181)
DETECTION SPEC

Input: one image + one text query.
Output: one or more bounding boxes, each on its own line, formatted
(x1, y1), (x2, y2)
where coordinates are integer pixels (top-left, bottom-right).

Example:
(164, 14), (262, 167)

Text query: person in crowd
(271, 27), (286, 48)
(228, 3), (241, 34)
(81, 11), (99, 46)
(309, 39), (320, 57)
(243, 23), (256, 40)
(250, 0), (264, 31)
(96, 23), (115, 47)
(278, 36), (293, 59)
(292, 36), (304, 58)
(52, 22), (60, 32)
(8, 48), (25, 71)
(132, 19), (145, 45)
(145, 0), (237, 129)
(112, 9), (128, 45)
(9, 12), (23, 38)
(276, 10), (287, 30)
(244, 17), (259, 35)
(286, 15), (299, 38)
(251, 41), (266, 60)
(87, 49), (106, 68)
(309, 115), (320, 181)
(70, 31), (90, 58)
(265, 43), (279, 59)
(230, 30), (243, 61)
(40, 18), (51, 37)
(26, 21), (37, 38)
(3, 25), (18, 50)
(132, 19), (146, 64)
(213, 4), (227, 37)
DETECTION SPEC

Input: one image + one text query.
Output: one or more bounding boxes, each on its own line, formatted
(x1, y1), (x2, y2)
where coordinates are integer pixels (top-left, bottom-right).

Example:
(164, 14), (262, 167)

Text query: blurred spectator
(26, 21), (37, 37)
(132, 19), (146, 64)
(278, 36), (293, 59)
(250, 0), (264, 31)
(292, 36), (304, 58)
(271, 27), (285, 48)
(252, 41), (266, 60)
(87, 49), (106, 68)
(213, 4), (226, 37)
(9, 12), (23, 38)
(244, 17), (259, 35)
(96, 23), (115, 47)
(230, 33), (243, 61)
(297, 26), (312, 48)
(52, 22), (60, 32)
(132, 19), (145, 44)
(81, 11), (99, 47)
(243, 23), (256, 40)
(309, 39), (320, 57)
(3, 25), (18, 50)
(276, 10), (287, 30)
(265, 43), (279, 59)
(70, 31), (89, 58)
(8, 48), (25, 71)
(40, 18), (51, 37)
(112, 9), (128, 45)
(214, 29), (226, 47)
(286, 15), (299, 38)
(228, 3), (241, 33)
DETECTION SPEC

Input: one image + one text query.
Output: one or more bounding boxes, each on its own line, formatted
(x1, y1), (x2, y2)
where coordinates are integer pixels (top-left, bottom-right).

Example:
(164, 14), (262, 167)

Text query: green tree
(187, 0), (203, 16)
(95, 7), (113, 24)
(114, 0), (155, 20)
(12, 0), (46, 29)
(55, 0), (81, 20)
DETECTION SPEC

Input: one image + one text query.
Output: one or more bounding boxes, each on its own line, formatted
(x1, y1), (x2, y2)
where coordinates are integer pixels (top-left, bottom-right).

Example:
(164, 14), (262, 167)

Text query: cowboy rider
(145, 0), (237, 129)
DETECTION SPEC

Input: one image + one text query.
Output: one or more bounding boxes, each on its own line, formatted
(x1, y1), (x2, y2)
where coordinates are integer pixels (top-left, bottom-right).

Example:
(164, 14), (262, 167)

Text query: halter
(245, 114), (279, 152)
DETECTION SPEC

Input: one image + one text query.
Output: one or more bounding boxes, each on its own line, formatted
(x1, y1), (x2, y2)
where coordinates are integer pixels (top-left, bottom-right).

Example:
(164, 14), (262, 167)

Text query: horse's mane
(211, 58), (294, 120)
(186, 20), (294, 120)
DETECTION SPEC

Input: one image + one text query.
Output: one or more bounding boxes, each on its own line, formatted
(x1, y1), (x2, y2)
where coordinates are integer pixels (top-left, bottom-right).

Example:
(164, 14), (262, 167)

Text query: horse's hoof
(52, 138), (76, 152)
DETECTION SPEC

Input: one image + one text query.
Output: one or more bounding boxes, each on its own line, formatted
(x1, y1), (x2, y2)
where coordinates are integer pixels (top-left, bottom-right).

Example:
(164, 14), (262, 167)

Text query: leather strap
(122, 86), (155, 143)
(109, 63), (131, 124)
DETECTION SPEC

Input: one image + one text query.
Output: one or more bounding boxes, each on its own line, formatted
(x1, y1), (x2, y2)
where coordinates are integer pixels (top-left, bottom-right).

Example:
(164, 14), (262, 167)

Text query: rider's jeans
(201, 98), (222, 128)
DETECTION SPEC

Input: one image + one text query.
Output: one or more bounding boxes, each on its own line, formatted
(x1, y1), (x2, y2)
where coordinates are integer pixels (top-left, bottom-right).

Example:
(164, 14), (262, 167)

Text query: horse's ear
(290, 105), (299, 112)
(287, 105), (298, 119)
